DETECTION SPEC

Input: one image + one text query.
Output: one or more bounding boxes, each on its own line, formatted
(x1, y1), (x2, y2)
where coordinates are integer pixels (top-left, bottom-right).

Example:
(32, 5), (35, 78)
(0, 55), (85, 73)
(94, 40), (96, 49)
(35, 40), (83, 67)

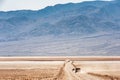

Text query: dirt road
(56, 60), (120, 80)
(0, 57), (120, 80)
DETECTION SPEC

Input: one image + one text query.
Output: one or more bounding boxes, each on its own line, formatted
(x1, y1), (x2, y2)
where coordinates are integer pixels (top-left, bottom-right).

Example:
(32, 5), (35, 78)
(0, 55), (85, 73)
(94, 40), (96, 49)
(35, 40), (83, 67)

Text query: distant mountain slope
(0, 0), (120, 41)
(0, 0), (120, 56)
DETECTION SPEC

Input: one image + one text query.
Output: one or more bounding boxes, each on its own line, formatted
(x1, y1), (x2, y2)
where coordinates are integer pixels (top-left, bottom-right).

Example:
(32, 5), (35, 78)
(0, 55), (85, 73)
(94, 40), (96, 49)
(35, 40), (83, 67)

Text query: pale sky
(0, 0), (113, 11)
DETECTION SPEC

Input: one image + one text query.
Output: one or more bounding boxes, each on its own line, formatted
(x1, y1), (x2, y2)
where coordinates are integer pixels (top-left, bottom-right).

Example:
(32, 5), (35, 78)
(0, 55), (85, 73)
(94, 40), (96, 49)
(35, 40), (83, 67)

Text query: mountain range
(0, 0), (120, 56)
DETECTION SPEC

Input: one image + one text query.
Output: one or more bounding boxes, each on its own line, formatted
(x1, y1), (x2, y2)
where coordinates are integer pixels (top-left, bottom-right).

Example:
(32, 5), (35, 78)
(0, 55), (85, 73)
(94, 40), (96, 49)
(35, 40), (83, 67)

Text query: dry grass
(0, 59), (120, 80)
(0, 69), (60, 80)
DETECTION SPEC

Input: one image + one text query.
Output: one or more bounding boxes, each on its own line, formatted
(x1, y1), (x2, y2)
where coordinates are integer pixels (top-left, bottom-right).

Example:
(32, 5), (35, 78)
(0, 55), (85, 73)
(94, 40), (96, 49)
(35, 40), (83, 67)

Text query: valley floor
(0, 57), (120, 80)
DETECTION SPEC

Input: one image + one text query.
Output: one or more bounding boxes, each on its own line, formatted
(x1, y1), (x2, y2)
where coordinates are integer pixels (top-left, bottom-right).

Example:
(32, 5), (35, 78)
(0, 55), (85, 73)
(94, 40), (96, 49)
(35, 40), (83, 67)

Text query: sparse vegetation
(0, 60), (119, 80)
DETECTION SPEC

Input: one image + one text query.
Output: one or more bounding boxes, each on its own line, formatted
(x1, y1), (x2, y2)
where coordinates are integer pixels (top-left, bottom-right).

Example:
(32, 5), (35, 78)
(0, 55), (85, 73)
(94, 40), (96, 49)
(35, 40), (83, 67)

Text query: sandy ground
(0, 57), (120, 80)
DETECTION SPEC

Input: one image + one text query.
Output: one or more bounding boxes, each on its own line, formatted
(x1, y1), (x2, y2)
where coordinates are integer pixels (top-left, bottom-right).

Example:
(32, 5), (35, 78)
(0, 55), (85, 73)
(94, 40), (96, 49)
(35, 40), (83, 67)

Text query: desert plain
(0, 56), (120, 80)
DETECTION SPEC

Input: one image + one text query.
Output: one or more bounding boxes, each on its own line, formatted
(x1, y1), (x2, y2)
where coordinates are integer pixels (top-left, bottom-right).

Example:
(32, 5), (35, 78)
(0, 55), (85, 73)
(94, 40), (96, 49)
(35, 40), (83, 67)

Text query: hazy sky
(0, 0), (112, 11)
